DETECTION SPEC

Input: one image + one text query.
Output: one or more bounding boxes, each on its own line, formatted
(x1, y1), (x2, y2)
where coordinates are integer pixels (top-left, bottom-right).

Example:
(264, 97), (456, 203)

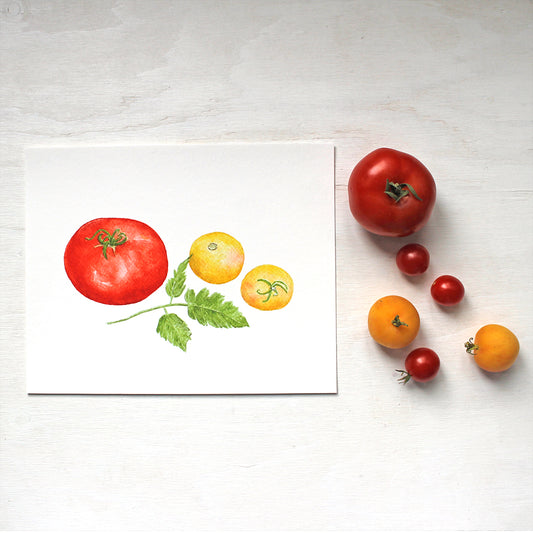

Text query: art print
(25, 144), (336, 394)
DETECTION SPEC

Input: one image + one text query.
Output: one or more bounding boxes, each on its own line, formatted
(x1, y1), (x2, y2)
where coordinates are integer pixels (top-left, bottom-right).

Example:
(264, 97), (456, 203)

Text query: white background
(1, 0), (532, 530)
(25, 144), (336, 395)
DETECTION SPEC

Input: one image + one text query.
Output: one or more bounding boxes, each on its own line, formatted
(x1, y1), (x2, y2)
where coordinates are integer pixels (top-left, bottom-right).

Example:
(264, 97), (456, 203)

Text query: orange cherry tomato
(465, 324), (520, 372)
(368, 295), (420, 349)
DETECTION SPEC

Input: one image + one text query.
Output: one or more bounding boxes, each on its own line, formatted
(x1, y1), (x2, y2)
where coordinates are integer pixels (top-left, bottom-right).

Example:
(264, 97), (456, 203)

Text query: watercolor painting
(63, 222), (294, 352)
(25, 144), (336, 394)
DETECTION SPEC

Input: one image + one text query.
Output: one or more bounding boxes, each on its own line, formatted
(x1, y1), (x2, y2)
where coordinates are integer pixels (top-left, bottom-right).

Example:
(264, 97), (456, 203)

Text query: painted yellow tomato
(368, 295), (420, 349)
(189, 232), (244, 284)
(241, 264), (294, 310)
(465, 324), (520, 372)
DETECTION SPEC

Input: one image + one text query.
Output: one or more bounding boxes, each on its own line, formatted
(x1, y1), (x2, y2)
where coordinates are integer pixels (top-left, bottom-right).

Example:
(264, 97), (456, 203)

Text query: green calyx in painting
(86, 228), (128, 259)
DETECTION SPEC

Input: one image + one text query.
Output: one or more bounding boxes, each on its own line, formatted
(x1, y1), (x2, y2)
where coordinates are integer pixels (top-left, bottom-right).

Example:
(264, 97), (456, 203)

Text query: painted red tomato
(348, 148), (436, 237)
(64, 218), (168, 305)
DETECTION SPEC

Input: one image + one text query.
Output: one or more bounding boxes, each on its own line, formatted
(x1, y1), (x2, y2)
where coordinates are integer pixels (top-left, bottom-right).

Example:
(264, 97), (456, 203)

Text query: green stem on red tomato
(391, 315), (408, 328)
(384, 179), (422, 203)
(396, 369), (411, 384)
(107, 302), (188, 324)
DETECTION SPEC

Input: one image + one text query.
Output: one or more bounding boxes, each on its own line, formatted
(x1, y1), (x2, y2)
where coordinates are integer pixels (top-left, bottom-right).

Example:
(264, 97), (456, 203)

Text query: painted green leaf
(184, 288), (249, 328)
(165, 256), (190, 299)
(156, 313), (192, 351)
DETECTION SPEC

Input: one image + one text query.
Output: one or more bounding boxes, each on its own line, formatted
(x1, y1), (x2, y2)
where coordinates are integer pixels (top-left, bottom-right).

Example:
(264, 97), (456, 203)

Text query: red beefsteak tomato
(64, 217), (168, 305)
(348, 148), (436, 237)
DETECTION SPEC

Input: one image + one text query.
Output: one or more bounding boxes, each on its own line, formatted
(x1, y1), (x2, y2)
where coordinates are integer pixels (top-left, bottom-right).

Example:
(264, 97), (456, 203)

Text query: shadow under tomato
(353, 199), (446, 255)
(431, 294), (474, 321)
(475, 354), (525, 387)
(375, 343), (408, 359)
(410, 374), (446, 391)
(357, 225), (406, 254)
(398, 271), (431, 287)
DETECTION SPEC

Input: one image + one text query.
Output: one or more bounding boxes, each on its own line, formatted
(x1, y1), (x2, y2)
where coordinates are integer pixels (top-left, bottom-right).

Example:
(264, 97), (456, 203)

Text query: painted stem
(108, 302), (188, 324)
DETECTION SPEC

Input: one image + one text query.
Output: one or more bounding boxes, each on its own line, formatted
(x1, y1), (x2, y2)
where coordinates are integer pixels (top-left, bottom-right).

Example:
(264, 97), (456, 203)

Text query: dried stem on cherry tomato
(464, 338), (478, 354)
(396, 370), (411, 384)
(392, 315), (408, 328)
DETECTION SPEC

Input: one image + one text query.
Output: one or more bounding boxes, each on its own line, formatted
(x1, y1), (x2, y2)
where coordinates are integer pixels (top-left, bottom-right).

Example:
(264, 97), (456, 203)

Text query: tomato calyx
(384, 179), (423, 203)
(395, 369), (412, 384)
(391, 315), (408, 328)
(256, 279), (289, 303)
(464, 338), (478, 354)
(86, 228), (128, 259)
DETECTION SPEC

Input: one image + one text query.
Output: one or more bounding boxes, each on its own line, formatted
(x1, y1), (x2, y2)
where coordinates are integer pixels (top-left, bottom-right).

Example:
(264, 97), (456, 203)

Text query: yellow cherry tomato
(465, 324), (519, 372)
(368, 295), (420, 349)
(241, 264), (294, 311)
(189, 232), (244, 284)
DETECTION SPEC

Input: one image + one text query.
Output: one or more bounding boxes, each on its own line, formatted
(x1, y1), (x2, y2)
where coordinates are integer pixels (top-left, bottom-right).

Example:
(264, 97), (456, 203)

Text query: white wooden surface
(1, 1), (532, 530)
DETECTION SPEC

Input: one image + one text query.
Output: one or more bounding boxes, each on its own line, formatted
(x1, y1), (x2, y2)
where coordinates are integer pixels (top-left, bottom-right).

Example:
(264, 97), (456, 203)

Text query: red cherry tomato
(397, 348), (440, 384)
(348, 148), (436, 237)
(64, 218), (168, 305)
(431, 275), (465, 306)
(395, 243), (430, 276)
